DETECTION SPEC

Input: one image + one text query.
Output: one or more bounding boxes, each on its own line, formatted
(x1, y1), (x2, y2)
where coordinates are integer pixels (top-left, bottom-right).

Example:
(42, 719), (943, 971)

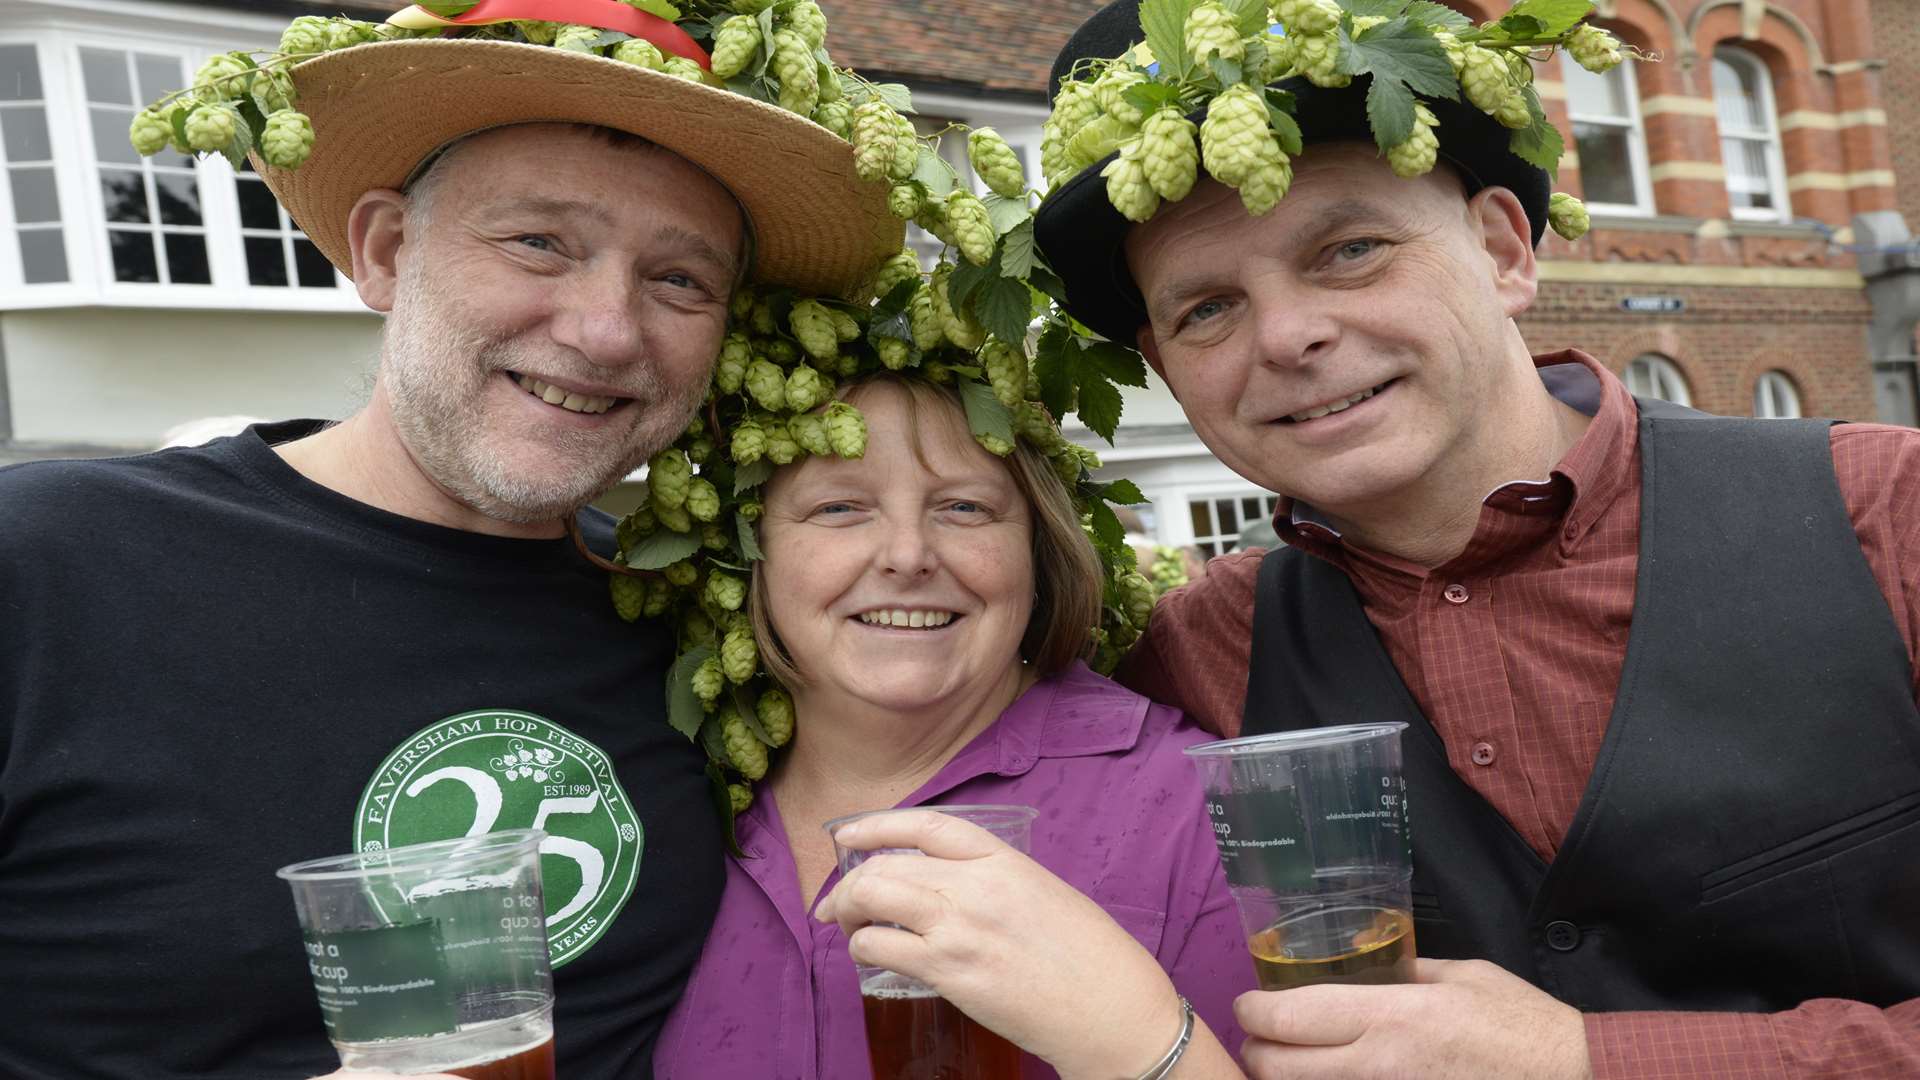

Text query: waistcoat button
(1545, 920), (1581, 951)
(1443, 583), (1469, 604)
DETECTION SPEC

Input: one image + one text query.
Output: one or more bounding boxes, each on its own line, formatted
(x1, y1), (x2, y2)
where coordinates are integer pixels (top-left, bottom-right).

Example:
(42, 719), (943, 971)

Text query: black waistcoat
(1242, 402), (1920, 1011)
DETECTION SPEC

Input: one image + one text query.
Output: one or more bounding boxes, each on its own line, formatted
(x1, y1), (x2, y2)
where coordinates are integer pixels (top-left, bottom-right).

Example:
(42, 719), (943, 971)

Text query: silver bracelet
(1133, 995), (1195, 1080)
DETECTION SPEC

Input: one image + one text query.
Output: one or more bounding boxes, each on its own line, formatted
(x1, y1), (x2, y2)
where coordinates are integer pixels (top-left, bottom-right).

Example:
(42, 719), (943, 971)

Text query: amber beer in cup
(1185, 724), (1416, 991)
(827, 805), (1037, 1080)
(278, 830), (556, 1079)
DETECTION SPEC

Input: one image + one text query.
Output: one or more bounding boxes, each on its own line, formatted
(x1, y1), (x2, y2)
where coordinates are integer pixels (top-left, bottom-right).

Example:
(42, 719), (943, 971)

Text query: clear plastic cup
(826, 805), (1037, 1080)
(1185, 724), (1415, 990)
(277, 829), (555, 1079)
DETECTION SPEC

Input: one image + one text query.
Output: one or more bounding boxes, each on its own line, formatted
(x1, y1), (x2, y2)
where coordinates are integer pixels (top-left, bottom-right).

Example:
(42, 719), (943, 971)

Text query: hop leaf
(129, 109), (172, 157)
(710, 15), (762, 79)
(789, 300), (839, 361)
(944, 190), (996, 267)
(851, 101), (899, 183)
(786, 364), (832, 413)
(756, 688), (795, 747)
(611, 38), (666, 69)
(1386, 103), (1439, 178)
(1566, 23), (1623, 74)
(720, 625), (758, 682)
(770, 29), (818, 115)
(1140, 108), (1199, 202)
(1101, 140), (1160, 224)
(692, 657), (726, 707)
(184, 103), (238, 152)
(721, 706), (769, 780)
(707, 570), (749, 613)
(610, 573), (646, 622)
(825, 401), (868, 458)
(1199, 84), (1273, 186)
(1185, 1), (1244, 66)
(968, 128), (1028, 200)
(259, 110), (315, 170)
(1548, 192), (1590, 240)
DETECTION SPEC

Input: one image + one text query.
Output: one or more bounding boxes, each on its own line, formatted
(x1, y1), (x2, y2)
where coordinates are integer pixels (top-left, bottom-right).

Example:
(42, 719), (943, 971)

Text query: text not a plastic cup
(277, 829), (555, 1079)
(826, 805), (1039, 1080)
(1184, 724), (1415, 991)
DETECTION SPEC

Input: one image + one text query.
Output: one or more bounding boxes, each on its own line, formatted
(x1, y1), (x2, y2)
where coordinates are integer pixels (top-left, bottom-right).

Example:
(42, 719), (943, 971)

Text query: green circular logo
(354, 710), (643, 968)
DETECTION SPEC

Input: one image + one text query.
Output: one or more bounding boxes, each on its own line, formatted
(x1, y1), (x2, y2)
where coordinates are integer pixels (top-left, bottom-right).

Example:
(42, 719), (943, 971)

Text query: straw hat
(258, 39), (903, 298)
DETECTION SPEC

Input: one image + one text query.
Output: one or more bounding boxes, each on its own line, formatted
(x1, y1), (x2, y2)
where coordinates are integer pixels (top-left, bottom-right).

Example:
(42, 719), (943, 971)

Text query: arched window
(1711, 47), (1790, 223)
(1625, 354), (1692, 406)
(1560, 49), (1652, 214)
(1754, 370), (1802, 418)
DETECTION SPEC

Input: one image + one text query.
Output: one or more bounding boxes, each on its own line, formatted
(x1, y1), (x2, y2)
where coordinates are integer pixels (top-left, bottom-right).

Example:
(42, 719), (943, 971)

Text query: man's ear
(347, 188), (408, 313)
(1135, 324), (1179, 402)
(1470, 186), (1538, 318)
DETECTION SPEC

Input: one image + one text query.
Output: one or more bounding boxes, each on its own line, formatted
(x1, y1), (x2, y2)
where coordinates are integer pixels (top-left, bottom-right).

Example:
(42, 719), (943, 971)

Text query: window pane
(164, 231), (210, 284)
(9, 165), (60, 223)
(135, 54), (182, 104)
(2, 106), (51, 161)
(1190, 501), (1212, 538)
(294, 238), (336, 287)
(1572, 123), (1638, 206)
(109, 228), (158, 281)
(245, 235), (289, 286)
(18, 226), (67, 283)
(1216, 498), (1239, 533)
(99, 166), (149, 223)
(1723, 138), (1773, 209)
(237, 176), (281, 230)
(91, 106), (141, 164)
(80, 48), (132, 105)
(1755, 372), (1800, 418)
(1564, 60), (1628, 119)
(0, 45), (42, 102)
(153, 170), (201, 226)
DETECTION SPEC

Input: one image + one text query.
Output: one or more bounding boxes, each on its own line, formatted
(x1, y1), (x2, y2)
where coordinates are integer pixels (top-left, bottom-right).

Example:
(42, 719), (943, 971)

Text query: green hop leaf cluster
(1548, 192), (1590, 241)
(1140, 108), (1199, 202)
(648, 449), (694, 509)
(887, 183), (922, 219)
(692, 656), (725, 707)
(259, 109), (314, 169)
(710, 15), (761, 79)
(787, 412), (830, 455)
(1185, 2), (1243, 66)
(852, 101), (899, 183)
(721, 706), (769, 780)
(184, 103), (239, 152)
(745, 358), (787, 411)
(1041, 81), (1099, 189)
(728, 783), (753, 815)
(610, 573), (647, 622)
(1292, 29), (1350, 88)
(128, 110), (172, 157)
(192, 54), (249, 102)
(686, 477), (721, 522)
(706, 570), (748, 614)
(981, 340), (1028, 409)
(1386, 103), (1440, 179)
(1199, 85), (1274, 187)
(763, 420), (802, 464)
(1101, 140), (1159, 224)
(786, 364), (831, 413)
(975, 432), (1015, 457)
(944, 190), (996, 267)
(1118, 571), (1157, 629)
(930, 264), (987, 349)
(1566, 23), (1623, 74)
(825, 401), (867, 458)
(868, 248), (921, 300)
(661, 56), (709, 84)
(813, 98), (853, 139)
(967, 128), (1028, 200)
(756, 689), (795, 748)
(770, 29), (818, 115)
(785, 0), (828, 51)
(1237, 142), (1293, 214)
(1093, 67), (1148, 128)
(720, 624), (757, 680)
(611, 38), (666, 69)
(553, 23), (604, 52)
(789, 300), (839, 361)
(731, 418), (768, 464)
(1460, 45), (1515, 114)
(1149, 546), (1189, 596)
(279, 16), (328, 56)
(1272, 0), (1340, 36)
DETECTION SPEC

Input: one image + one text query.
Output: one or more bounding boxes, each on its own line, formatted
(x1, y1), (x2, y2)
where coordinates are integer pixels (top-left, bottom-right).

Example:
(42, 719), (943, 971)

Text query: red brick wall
(1874, 0), (1920, 232)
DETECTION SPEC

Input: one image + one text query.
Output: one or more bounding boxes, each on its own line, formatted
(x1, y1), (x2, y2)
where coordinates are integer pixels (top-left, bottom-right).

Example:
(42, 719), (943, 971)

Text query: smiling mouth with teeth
(1283, 382), (1389, 423)
(512, 373), (621, 415)
(858, 609), (957, 629)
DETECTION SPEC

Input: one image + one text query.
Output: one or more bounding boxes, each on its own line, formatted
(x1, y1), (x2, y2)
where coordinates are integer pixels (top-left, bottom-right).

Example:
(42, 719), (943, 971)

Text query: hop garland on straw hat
(1042, 0), (1649, 242)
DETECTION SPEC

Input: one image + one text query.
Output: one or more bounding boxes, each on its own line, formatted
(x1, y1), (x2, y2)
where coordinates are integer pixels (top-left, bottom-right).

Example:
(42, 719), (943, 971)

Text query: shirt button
(1470, 741), (1497, 766)
(1545, 920), (1581, 952)
(1443, 583), (1469, 604)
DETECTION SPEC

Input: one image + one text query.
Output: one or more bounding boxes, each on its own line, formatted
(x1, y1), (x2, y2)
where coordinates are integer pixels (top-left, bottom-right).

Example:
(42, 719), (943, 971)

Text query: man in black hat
(1035, 2), (1920, 1076)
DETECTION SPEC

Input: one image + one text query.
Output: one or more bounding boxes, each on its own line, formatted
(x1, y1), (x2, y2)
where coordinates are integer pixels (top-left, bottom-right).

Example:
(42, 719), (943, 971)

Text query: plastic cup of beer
(277, 829), (555, 1079)
(826, 804), (1039, 1080)
(1184, 723), (1415, 991)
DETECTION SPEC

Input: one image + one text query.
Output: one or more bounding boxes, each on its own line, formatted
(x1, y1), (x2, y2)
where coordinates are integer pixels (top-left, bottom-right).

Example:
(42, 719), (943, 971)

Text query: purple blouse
(653, 661), (1255, 1079)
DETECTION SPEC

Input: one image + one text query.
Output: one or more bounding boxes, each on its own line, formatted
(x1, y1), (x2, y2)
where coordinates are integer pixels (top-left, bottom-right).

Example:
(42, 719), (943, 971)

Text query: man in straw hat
(0, 5), (900, 1078)
(1033, 0), (1920, 1076)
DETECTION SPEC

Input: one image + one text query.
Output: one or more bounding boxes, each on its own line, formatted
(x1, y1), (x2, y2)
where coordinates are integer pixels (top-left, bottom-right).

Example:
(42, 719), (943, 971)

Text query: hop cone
(642, 577), (673, 617)
(686, 478), (721, 523)
(888, 183), (922, 218)
(762, 338), (798, 366)
(610, 573), (646, 622)
(260, 110), (314, 169)
(655, 500), (693, 534)
(1067, 113), (1137, 174)
(817, 61), (843, 102)
(913, 200), (957, 246)
(788, 300), (838, 361)
(184, 104), (237, 152)
(945, 190), (996, 267)
(968, 128), (1027, 199)
(710, 16), (761, 79)
(787, 0), (828, 50)
(692, 657), (725, 708)
(1433, 30), (1467, 75)
(687, 437), (714, 465)
(1015, 401), (1064, 450)
(701, 523), (731, 551)
(1460, 46), (1512, 113)
(731, 0), (776, 11)
(193, 54), (248, 102)
(1101, 141), (1160, 224)
(514, 20), (559, 44)
(1118, 571), (1157, 628)
(1567, 23), (1623, 74)
(981, 340), (1027, 408)
(930, 264), (986, 349)
(1140, 108), (1199, 201)
(876, 337), (910, 370)
(738, 498), (763, 522)
(975, 432), (1015, 457)
(728, 783), (753, 815)
(661, 57), (709, 84)
(1041, 122), (1072, 190)
(129, 110), (171, 157)
(851, 101), (898, 183)
(1272, 0), (1339, 36)
(648, 450), (693, 509)
(721, 707), (768, 780)
(554, 24), (605, 53)
(745, 358), (787, 411)
(869, 248), (921, 300)
(1200, 85), (1273, 186)
(708, 570), (749, 614)
(764, 422), (802, 465)
(1493, 89), (1532, 130)
(1093, 67), (1148, 127)
(325, 19), (377, 50)
(1548, 192), (1590, 241)
(732, 418), (768, 465)
(829, 308), (860, 342)
(825, 401), (868, 458)
(1294, 31), (1350, 88)
(280, 16), (328, 55)
(813, 98), (853, 139)
(1186, 1), (1244, 65)
(1043, 82), (1099, 187)
(665, 560), (699, 587)
(887, 113), (920, 181)
(1386, 103), (1439, 179)
(1238, 142), (1293, 214)
(771, 30), (818, 115)
(1260, 32), (1297, 82)
(717, 337), (750, 394)
(756, 689), (795, 748)
(1049, 447), (1083, 485)
(786, 364), (831, 413)
(612, 39), (665, 69)
(909, 286), (944, 350)
(790, 412), (832, 455)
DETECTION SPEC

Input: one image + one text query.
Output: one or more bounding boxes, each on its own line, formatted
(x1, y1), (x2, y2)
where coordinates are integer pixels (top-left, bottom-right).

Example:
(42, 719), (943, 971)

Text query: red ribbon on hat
(393, 0), (712, 70)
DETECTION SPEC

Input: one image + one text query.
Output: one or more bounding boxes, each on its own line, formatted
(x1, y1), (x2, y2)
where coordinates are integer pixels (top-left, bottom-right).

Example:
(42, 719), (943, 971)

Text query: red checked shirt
(1118, 349), (1920, 1078)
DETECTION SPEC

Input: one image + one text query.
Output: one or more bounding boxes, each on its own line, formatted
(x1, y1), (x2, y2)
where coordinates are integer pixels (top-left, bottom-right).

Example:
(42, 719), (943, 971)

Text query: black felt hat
(1034, 0), (1551, 345)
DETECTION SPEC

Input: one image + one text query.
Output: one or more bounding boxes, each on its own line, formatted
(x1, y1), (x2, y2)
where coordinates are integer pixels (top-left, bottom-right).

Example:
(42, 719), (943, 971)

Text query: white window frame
(1185, 487), (1282, 558)
(1711, 46), (1791, 225)
(1625, 353), (1692, 406)
(1558, 50), (1653, 216)
(1754, 370), (1801, 418)
(0, 0), (361, 313)
(903, 91), (1047, 267)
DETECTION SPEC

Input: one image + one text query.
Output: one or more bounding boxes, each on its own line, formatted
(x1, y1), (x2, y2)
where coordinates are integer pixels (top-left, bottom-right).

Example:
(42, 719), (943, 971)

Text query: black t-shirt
(0, 421), (723, 1080)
